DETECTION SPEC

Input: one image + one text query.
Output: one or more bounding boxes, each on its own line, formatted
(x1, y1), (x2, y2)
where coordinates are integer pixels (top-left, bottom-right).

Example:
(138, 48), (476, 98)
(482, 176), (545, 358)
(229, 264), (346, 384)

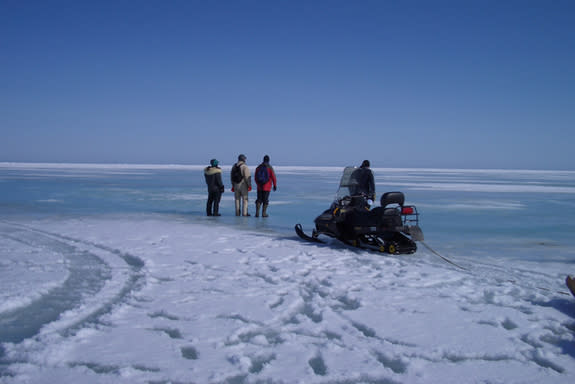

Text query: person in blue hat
(204, 158), (225, 216)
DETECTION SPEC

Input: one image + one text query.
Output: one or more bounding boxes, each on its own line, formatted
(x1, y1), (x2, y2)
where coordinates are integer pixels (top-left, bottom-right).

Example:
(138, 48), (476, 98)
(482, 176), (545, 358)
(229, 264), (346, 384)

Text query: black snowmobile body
(296, 167), (424, 254)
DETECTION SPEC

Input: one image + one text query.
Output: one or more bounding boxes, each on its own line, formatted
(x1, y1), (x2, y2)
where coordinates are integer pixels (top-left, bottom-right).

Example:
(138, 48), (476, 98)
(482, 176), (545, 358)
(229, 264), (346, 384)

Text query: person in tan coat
(231, 154), (252, 216)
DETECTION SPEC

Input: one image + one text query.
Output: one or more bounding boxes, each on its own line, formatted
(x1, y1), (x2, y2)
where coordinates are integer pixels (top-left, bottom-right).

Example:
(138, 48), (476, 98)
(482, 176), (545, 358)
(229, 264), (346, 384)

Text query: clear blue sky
(2, 0), (574, 169)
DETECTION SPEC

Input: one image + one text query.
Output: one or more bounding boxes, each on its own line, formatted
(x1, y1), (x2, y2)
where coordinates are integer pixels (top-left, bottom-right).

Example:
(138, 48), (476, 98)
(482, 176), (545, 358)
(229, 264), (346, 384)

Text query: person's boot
(235, 200), (241, 216)
(242, 198), (250, 216)
(213, 205), (221, 216)
(262, 203), (269, 217)
(255, 202), (261, 217)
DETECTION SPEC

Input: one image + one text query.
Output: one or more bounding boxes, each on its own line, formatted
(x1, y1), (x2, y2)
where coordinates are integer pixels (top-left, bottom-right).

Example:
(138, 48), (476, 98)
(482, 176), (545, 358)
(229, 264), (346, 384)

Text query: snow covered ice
(1, 164), (575, 383)
(2, 217), (574, 383)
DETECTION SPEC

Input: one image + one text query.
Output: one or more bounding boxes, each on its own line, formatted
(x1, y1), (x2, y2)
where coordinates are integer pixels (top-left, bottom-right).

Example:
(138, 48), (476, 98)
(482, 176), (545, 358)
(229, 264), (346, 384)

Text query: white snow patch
(1, 215), (574, 383)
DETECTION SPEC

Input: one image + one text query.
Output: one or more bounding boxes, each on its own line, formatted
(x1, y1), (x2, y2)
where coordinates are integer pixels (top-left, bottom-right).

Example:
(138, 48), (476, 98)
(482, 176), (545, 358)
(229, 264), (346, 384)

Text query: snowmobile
(295, 167), (424, 254)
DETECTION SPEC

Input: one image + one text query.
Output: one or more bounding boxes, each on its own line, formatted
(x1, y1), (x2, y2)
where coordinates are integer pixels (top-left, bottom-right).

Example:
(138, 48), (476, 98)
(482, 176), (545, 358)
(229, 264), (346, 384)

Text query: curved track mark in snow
(0, 223), (144, 351)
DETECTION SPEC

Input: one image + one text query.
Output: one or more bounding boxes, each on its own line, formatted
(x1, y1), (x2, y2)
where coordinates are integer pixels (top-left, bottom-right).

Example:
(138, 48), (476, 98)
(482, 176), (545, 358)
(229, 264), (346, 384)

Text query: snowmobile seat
(352, 192), (404, 228)
(350, 206), (402, 228)
(380, 192), (405, 208)
(381, 207), (402, 227)
(362, 207), (402, 227)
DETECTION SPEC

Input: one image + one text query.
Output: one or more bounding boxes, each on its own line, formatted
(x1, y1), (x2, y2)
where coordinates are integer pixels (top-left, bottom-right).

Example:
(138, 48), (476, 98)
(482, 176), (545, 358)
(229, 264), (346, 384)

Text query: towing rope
(420, 241), (573, 296)
(420, 241), (469, 271)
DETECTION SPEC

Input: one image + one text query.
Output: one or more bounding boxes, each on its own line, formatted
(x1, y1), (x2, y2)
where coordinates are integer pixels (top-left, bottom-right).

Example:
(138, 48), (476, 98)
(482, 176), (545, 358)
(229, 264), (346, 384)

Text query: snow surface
(1, 215), (574, 383)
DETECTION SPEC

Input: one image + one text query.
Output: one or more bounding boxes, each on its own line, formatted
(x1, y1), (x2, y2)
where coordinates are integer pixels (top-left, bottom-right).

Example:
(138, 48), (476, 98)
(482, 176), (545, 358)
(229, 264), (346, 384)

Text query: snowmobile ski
(295, 224), (324, 243)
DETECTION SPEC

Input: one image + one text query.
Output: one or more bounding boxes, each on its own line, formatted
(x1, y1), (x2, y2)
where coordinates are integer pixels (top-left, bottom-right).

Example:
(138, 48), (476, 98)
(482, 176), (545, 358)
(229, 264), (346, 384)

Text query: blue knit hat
(210, 159), (218, 167)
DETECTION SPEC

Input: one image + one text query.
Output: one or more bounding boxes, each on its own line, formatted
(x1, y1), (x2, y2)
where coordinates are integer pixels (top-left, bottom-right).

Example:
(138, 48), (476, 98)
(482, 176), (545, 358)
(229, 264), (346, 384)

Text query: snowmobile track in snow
(0, 221), (145, 348)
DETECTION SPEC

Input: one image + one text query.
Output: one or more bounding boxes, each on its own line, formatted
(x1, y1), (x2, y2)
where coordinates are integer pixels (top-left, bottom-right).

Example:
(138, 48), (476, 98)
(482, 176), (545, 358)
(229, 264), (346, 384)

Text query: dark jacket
(204, 166), (225, 193)
(350, 167), (375, 200)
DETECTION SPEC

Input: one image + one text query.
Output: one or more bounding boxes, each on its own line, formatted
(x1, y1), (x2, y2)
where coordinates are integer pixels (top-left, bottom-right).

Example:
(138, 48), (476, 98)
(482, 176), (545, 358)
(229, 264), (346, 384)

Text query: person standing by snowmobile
(350, 160), (375, 204)
(204, 159), (225, 216)
(254, 155), (277, 217)
(231, 154), (252, 216)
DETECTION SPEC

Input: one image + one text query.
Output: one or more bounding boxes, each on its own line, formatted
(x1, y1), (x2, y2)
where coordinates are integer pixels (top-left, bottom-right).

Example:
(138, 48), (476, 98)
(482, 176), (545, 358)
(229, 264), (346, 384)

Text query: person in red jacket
(254, 155), (277, 217)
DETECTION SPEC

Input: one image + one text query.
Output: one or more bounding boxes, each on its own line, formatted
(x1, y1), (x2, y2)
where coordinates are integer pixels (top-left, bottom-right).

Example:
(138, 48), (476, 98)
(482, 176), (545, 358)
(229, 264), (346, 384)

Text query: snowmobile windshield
(336, 167), (358, 199)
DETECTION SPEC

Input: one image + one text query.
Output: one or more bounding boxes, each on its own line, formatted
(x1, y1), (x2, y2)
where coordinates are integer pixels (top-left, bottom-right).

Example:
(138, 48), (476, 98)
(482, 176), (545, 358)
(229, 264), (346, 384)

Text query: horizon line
(1, 161), (574, 174)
